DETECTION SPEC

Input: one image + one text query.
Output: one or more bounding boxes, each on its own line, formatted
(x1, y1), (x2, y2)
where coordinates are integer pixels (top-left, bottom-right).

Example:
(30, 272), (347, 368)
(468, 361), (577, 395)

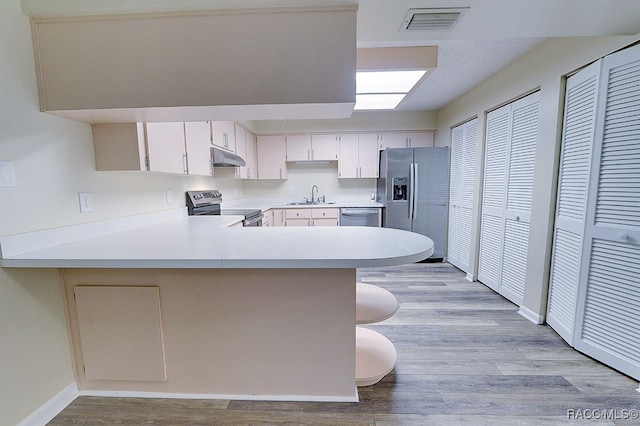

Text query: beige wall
(6, 0), (638, 422)
(251, 110), (437, 134)
(436, 35), (640, 320)
(0, 1), (238, 424)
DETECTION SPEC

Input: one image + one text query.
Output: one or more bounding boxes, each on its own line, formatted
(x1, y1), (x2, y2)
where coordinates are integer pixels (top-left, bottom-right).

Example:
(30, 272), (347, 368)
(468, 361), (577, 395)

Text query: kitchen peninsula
(0, 210), (433, 402)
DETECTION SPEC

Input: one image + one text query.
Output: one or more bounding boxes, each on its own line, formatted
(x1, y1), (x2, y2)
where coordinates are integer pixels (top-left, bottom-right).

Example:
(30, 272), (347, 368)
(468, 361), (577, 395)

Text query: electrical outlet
(166, 190), (173, 203)
(353, 186), (360, 193)
(78, 192), (93, 213)
(286, 186), (295, 194)
(0, 161), (17, 187)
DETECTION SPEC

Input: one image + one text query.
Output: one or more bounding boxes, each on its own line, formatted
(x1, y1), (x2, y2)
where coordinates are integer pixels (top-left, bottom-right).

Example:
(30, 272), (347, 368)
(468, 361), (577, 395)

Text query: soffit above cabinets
(29, 6), (357, 123)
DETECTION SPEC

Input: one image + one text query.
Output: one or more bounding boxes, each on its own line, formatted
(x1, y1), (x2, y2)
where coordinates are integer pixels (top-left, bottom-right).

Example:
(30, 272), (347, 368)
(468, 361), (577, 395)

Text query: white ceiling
(356, 0), (640, 111)
(21, 0), (640, 112)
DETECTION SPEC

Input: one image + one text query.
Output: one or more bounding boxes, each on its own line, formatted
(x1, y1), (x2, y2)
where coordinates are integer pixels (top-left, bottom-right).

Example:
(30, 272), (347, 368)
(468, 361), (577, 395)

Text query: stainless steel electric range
(186, 190), (263, 227)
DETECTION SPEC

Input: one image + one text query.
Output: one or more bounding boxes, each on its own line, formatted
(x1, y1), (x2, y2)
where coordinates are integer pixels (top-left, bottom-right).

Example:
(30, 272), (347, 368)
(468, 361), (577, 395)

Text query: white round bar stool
(355, 327), (397, 387)
(356, 282), (398, 324)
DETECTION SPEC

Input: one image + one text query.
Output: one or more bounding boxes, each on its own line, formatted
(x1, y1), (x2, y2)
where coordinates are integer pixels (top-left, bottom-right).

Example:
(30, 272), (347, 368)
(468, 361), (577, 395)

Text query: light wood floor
(49, 263), (639, 425)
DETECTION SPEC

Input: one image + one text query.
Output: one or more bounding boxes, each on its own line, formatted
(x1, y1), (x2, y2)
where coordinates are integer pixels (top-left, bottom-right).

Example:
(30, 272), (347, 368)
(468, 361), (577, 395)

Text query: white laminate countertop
(221, 198), (384, 211)
(0, 216), (433, 269)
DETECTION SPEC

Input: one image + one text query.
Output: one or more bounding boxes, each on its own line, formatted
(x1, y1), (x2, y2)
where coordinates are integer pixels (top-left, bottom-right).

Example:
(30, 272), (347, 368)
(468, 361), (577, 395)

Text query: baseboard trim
(78, 388), (359, 403)
(17, 382), (78, 426)
(19, 382), (358, 424)
(465, 273), (476, 282)
(518, 306), (545, 325)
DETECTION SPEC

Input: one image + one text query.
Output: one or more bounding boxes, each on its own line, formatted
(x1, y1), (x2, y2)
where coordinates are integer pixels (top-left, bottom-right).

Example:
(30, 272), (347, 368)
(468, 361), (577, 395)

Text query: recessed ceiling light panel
(356, 70), (427, 94)
(354, 94), (405, 111)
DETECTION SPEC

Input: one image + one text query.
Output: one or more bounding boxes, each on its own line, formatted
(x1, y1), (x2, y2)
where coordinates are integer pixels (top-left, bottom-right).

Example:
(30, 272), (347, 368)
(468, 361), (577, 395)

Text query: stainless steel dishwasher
(340, 208), (380, 227)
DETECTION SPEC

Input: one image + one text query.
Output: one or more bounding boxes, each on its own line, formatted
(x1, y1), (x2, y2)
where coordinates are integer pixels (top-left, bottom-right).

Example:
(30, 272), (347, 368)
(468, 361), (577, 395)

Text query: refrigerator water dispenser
(392, 177), (408, 201)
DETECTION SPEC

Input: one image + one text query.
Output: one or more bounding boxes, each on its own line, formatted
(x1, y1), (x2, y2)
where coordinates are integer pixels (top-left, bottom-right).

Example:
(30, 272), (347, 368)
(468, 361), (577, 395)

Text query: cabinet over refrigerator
(377, 147), (449, 261)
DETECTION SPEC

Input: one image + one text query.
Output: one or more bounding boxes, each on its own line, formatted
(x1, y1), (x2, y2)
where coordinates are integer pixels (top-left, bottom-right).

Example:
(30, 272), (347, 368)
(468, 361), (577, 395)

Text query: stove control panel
(186, 190), (223, 207)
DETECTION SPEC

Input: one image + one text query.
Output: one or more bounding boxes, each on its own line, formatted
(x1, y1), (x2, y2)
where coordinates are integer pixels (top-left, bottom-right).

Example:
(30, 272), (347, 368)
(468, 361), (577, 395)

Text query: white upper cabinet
(338, 134), (379, 179)
(212, 121), (236, 152)
(285, 134), (338, 161)
(184, 121), (213, 176)
(310, 134), (339, 161)
(379, 132), (406, 149)
(244, 130), (257, 179)
(407, 132), (435, 148)
(378, 131), (435, 150)
(338, 134), (359, 178)
(285, 135), (312, 161)
(234, 123), (247, 178)
(257, 135), (288, 179)
(93, 122), (208, 176)
(234, 125), (258, 179)
(93, 123), (148, 172)
(145, 122), (187, 174)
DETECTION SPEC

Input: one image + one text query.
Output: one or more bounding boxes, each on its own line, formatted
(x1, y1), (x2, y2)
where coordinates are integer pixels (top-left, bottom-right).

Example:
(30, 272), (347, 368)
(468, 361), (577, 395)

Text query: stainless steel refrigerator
(377, 147), (449, 260)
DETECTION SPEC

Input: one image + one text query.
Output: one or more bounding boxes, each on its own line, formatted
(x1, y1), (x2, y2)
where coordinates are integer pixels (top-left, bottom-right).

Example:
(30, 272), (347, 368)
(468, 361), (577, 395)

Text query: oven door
(190, 204), (221, 216)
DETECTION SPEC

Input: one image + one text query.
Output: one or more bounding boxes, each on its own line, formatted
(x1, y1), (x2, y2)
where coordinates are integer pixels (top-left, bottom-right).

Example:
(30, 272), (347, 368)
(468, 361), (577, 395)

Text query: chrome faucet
(311, 185), (319, 203)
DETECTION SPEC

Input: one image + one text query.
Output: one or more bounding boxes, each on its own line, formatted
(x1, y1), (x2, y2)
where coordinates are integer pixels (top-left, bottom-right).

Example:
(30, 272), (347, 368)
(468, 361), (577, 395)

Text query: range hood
(211, 147), (246, 167)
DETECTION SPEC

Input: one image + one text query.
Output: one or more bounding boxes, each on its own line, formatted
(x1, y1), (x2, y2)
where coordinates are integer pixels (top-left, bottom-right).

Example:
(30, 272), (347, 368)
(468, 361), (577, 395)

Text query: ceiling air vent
(401, 8), (469, 31)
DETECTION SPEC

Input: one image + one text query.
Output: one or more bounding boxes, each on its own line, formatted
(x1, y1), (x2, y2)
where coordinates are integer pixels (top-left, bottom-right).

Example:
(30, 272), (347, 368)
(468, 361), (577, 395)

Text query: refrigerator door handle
(409, 163), (415, 219)
(413, 162), (419, 218)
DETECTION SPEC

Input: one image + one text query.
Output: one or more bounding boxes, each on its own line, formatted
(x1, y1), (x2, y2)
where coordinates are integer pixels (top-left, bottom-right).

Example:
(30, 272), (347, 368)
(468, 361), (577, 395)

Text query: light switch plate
(166, 190), (173, 203)
(78, 192), (93, 213)
(0, 161), (17, 187)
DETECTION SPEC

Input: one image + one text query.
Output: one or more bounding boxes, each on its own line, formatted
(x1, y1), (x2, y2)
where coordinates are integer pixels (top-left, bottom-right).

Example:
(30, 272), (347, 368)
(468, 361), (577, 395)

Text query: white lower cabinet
(285, 208), (339, 227)
(271, 209), (286, 227)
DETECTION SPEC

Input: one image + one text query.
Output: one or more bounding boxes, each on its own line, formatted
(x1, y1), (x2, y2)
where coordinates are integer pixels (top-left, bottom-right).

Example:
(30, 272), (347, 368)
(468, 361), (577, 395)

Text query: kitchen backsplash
(242, 162), (376, 201)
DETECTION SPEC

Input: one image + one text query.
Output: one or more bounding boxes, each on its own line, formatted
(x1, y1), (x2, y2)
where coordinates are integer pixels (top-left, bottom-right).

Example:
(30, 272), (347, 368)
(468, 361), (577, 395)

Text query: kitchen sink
(287, 201), (336, 206)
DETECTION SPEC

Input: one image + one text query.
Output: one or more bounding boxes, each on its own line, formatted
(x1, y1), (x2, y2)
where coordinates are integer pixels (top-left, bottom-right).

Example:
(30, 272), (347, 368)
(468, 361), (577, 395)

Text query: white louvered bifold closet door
(479, 105), (511, 292)
(447, 118), (477, 273)
(546, 61), (601, 345)
(573, 44), (640, 380)
(479, 92), (540, 305)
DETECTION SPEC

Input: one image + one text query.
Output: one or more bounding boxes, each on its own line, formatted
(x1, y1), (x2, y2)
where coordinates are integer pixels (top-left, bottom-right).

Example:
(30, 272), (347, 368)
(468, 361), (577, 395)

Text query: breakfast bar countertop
(0, 215), (434, 269)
